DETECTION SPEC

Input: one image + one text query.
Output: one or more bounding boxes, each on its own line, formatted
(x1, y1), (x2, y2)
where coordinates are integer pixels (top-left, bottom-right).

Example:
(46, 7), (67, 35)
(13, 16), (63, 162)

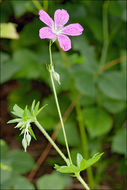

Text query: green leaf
(0, 23), (19, 39)
(74, 72), (96, 98)
(80, 153), (104, 171)
(77, 153), (83, 168)
(98, 71), (126, 101)
(31, 100), (36, 113)
(11, 1), (28, 18)
(86, 17), (102, 42)
(12, 176), (35, 190)
(7, 150), (34, 174)
(0, 52), (21, 84)
(34, 101), (40, 113)
(11, 49), (42, 79)
(100, 96), (126, 114)
(7, 118), (21, 124)
(12, 104), (24, 117)
(82, 107), (113, 137)
(72, 36), (98, 74)
(0, 139), (8, 159)
(57, 120), (80, 146)
(36, 104), (48, 116)
(29, 127), (36, 140)
(112, 128), (126, 155)
(37, 172), (72, 190)
(55, 164), (79, 173)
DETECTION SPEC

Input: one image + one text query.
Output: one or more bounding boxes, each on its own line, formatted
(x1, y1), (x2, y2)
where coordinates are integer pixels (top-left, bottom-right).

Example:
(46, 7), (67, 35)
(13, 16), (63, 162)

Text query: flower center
(52, 23), (63, 35)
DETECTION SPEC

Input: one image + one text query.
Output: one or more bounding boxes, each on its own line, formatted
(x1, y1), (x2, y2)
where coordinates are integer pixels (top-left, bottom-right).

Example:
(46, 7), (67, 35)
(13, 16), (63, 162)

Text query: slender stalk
(49, 41), (72, 164)
(100, 0), (109, 65)
(74, 93), (94, 189)
(34, 119), (68, 165)
(76, 173), (90, 190)
(32, 0), (43, 10)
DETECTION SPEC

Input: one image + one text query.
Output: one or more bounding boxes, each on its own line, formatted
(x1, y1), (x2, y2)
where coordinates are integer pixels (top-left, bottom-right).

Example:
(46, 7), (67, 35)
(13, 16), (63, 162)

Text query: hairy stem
(49, 41), (72, 164)
(34, 119), (68, 165)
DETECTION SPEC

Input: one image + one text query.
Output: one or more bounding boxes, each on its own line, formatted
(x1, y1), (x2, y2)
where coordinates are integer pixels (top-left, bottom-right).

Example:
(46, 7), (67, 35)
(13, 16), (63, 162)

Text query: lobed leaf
(55, 164), (79, 174)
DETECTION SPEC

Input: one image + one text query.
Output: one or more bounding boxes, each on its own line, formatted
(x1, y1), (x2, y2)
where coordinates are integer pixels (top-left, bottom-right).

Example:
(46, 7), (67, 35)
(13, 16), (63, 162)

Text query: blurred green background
(0, 0), (126, 189)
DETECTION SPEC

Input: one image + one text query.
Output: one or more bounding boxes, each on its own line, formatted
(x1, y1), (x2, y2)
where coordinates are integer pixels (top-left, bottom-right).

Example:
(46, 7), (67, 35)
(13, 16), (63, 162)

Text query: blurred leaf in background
(0, 139), (35, 189)
(0, 23), (19, 39)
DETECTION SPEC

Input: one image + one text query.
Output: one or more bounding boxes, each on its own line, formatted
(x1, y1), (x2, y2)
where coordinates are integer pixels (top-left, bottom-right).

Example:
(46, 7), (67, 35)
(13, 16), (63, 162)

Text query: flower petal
(39, 10), (53, 27)
(39, 27), (56, 39)
(54, 9), (69, 26)
(58, 35), (71, 51)
(62, 23), (84, 36)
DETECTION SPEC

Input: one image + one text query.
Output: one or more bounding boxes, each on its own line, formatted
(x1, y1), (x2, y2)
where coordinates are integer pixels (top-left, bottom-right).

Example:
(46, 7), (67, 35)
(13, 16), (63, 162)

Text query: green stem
(49, 41), (72, 164)
(76, 173), (90, 190)
(74, 93), (94, 189)
(34, 119), (68, 165)
(32, 0), (43, 10)
(100, 0), (109, 65)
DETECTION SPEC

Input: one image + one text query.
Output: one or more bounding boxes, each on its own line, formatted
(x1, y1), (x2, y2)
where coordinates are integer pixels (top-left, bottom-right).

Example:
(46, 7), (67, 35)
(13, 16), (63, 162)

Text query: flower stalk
(49, 40), (72, 164)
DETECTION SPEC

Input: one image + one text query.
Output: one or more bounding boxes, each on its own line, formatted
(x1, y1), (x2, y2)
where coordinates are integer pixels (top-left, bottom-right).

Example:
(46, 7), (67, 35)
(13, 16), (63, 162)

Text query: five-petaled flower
(39, 9), (84, 51)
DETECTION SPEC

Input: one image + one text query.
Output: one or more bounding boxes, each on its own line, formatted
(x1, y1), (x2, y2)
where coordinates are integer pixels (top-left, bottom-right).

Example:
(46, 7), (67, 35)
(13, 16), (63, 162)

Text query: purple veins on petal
(58, 35), (71, 51)
(39, 27), (56, 39)
(62, 23), (84, 36)
(39, 10), (53, 27)
(38, 9), (84, 51)
(54, 9), (69, 26)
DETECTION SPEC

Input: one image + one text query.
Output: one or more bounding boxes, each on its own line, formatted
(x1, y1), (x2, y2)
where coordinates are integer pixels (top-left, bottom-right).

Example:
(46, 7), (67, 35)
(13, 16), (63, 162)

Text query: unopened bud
(53, 71), (61, 85)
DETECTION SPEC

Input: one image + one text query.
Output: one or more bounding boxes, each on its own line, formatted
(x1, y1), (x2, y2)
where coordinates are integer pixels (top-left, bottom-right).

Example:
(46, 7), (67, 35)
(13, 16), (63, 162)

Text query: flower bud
(26, 132), (31, 146)
(53, 71), (61, 85)
(22, 137), (27, 152)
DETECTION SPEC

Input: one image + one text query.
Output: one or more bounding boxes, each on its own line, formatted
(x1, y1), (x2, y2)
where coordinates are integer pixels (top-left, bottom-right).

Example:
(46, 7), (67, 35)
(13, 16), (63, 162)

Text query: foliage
(8, 101), (47, 151)
(55, 153), (103, 174)
(0, 139), (35, 189)
(1, 0), (126, 189)
(36, 172), (72, 190)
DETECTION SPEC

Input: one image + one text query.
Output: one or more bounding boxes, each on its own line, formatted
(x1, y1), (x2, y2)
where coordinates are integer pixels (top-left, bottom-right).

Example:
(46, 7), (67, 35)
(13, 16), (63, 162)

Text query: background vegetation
(0, 0), (126, 189)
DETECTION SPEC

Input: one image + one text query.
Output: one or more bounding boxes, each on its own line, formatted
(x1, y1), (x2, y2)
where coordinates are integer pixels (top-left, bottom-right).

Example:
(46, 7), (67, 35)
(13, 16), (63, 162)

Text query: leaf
(37, 172), (72, 190)
(57, 120), (80, 146)
(80, 153), (104, 171)
(0, 139), (8, 159)
(86, 17), (102, 42)
(12, 104), (24, 117)
(112, 128), (126, 155)
(11, 1), (28, 18)
(77, 153), (83, 168)
(12, 49), (42, 80)
(7, 150), (34, 174)
(82, 107), (113, 137)
(31, 100), (36, 113)
(7, 118), (21, 124)
(0, 23), (19, 39)
(55, 164), (79, 173)
(36, 104), (48, 116)
(72, 36), (99, 74)
(100, 96), (126, 114)
(29, 127), (36, 140)
(0, 52), (21, 84)
(74, 72), (96, 98)
(98, 71), (126, 101)
(12, 176), (35, 190)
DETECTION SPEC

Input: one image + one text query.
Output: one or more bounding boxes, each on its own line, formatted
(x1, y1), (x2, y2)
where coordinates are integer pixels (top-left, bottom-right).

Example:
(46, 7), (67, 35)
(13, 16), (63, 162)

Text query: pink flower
(39, 9), (84, 51)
